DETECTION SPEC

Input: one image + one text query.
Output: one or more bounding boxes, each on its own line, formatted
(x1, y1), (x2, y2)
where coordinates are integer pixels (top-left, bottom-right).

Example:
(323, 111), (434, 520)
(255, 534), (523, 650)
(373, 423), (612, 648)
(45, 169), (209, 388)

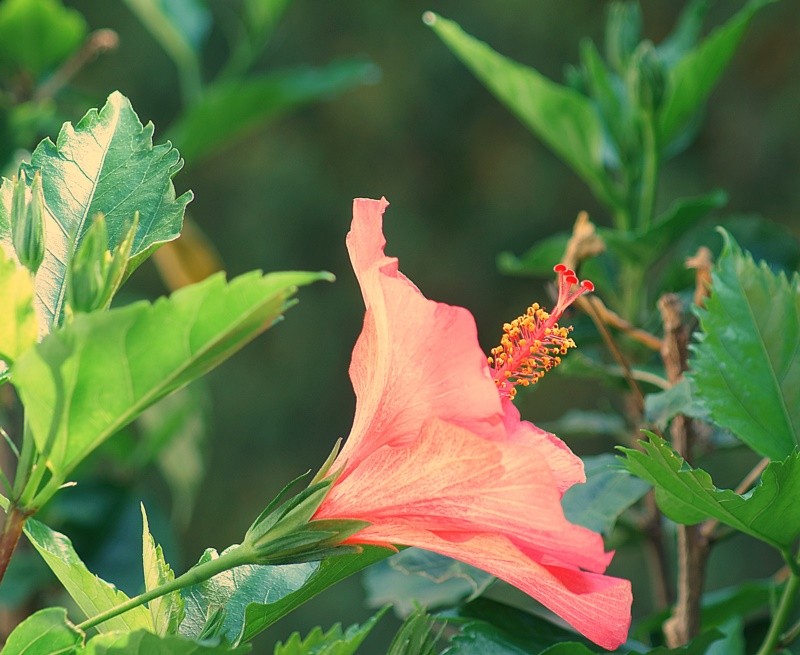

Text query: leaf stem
(756, 558), (800, 655)
(0, 503), (31, 585)
(77, 543), (256, 632)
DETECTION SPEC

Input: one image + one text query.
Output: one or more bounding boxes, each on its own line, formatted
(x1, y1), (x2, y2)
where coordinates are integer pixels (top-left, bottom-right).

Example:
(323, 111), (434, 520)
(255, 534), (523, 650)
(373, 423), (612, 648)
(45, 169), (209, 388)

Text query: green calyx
(242, 460), (369, 566)
(67, 212), (138, 315)
(10, 170), (45, 274)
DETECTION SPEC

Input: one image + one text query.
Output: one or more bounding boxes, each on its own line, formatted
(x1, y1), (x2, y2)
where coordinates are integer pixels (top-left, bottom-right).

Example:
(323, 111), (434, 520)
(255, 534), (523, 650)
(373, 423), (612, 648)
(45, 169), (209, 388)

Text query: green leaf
(537, 646), (596, 655)
(140, 384), (210, 526)
(656, 0), (710, 67)
(620, 434), (800, 551)
(363, 549), (493, 616)
(1, 607), (82, 655)
(0, 247), (38, 363)
(0, 92), (193, 330)
(141, 504), (185, 636)
(689, 231), (800, 460)
(658, 0), (779, 145)
(705, 618), (744, 655)
(83, 630), (251, 654)
(540, 410), (628, 440)
(274, 608), (387, 655)
(180, 545), (390, 645)
(644, 379), (709, 431)
(12, 270), (328, 487)
(23, 517), (154, 633)
(644, 630), (722, 654)
(442, 598), (596, 654)
(497, 233), (571, 278)
(604, 191), (727, 266)
(387, 609), (442, 655)
(121, 0), (205, 105)
(0, 0), (87, 78)
(562, 454), (650, 536)
(425, 13), (616, 209)
(169, 60), (379, 164)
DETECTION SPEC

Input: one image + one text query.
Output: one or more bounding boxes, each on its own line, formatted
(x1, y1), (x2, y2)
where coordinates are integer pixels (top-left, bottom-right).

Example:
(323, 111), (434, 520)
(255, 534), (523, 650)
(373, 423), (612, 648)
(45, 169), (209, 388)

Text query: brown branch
(659, 293), (709, 648)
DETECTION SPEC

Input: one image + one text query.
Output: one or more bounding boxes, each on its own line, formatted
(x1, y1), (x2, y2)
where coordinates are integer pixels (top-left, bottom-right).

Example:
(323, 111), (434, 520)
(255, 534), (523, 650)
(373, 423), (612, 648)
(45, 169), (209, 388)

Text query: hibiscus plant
(0, 1), (797, 654)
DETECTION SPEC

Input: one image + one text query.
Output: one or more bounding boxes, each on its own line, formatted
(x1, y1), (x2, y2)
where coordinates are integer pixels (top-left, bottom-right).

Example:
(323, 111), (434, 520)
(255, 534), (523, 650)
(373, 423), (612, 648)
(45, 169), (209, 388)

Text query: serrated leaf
(12, 270), (327, 487)
(83, 630), (250, 655)
(562, 454), (650, 536)
(169, 60), (379, 163)
(0, 0), (87, 78)
(1, 607), (82, 655)
(274, 608), (387, 655)
(364, 549), (493, 616)
(426, 13), (616, 209)
(22, 516), (154, 633)
(688, 231), (800, 460)
(179, 545), (390, 645)
(142, 504), (185, 636)
(0, 92), (193, 330)
(620, 434), (800, 551)
(658, 0), (778, 145)
(0, 247), (38, 363)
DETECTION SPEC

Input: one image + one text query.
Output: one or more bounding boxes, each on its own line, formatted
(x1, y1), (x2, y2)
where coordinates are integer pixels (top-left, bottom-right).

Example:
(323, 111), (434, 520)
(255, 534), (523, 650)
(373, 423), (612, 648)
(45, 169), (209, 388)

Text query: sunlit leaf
(1, 607), (82, 655)
(22, 515), (153, 633)
(0, 92), (192, 330)
(0, 247), (38, 363)
(621, 434), (800, 551)
(83, 630), (250, 654)
(12, 270), (329, 488)
(141, 504), (184, 636)
(689, 231), (800, 460)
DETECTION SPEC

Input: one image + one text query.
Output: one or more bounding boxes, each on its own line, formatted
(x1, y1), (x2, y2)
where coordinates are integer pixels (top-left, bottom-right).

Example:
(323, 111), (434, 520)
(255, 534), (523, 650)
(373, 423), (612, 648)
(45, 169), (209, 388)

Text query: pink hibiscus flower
(313, 197), (632, 650)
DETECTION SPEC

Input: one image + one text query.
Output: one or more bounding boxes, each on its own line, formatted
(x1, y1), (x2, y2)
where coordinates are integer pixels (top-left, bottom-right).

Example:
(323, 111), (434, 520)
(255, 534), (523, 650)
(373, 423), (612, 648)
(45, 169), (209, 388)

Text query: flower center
(488, 264), (594, 400)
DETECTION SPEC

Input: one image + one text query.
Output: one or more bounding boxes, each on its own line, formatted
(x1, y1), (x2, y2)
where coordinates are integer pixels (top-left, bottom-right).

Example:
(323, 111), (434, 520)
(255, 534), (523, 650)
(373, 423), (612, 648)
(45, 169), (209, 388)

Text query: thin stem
(122, 0), (203, 106)
(756, 559), (800, 655)
(77, 544), (255, 632)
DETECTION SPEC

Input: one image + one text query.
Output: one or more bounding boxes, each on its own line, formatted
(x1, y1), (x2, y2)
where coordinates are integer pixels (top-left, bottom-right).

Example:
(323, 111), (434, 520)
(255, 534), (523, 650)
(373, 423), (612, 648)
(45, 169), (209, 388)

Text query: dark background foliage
(34, 0), (800, 647)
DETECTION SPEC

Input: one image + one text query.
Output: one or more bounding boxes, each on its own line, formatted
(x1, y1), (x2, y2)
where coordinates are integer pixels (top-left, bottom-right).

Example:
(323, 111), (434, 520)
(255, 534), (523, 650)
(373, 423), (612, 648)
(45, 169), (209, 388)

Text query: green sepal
(10, 170), (45, 274)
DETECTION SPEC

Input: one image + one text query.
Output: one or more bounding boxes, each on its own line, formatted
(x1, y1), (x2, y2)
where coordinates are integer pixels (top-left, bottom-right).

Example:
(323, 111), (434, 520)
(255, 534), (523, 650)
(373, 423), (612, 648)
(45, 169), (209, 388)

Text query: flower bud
(626, 41), (666, 113)
(68, 213), (137, 314)
(605, 1), (642, 74)
(10, 170), (45, 274)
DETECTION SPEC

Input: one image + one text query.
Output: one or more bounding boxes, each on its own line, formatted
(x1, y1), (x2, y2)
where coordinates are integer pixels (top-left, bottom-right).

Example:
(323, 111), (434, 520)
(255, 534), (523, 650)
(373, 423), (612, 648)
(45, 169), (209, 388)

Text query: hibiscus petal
(337, 198), (502, 471)
(343, 524), (631, 650)
(318, 417), (611, 574)
(501, 399), (586, 494)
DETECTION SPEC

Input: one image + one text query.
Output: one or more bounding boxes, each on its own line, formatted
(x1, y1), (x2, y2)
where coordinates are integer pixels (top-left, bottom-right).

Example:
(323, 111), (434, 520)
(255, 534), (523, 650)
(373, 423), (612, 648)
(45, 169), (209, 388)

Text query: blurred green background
(16, 0), (800, 648)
